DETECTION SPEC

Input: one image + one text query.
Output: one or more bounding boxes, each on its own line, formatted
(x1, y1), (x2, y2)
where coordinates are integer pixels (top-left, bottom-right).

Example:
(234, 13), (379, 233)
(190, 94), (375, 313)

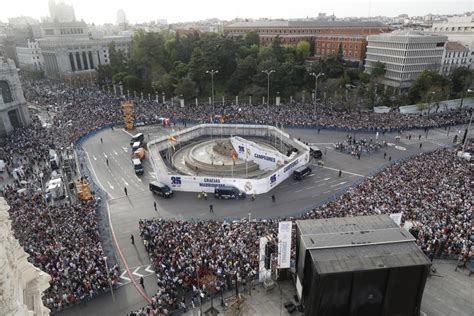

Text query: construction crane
(121, 101), (134, 130)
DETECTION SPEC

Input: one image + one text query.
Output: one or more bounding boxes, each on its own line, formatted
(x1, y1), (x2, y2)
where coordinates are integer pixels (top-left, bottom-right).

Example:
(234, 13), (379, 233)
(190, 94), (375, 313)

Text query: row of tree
(97, 30), (473, 108)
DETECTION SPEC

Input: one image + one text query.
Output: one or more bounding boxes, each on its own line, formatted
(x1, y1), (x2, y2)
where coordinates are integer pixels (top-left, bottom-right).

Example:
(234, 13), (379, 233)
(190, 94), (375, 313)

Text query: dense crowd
(135, 149), (472, 315)
(0, 80), (471, 314)
(1, 188), (120, 311)
(335, 134), (385, 157)
(22, 80), (470, 142)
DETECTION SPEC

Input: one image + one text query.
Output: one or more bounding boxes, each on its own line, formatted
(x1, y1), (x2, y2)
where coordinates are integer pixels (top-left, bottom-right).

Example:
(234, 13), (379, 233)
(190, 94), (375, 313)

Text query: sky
(1, 0), (473, 24)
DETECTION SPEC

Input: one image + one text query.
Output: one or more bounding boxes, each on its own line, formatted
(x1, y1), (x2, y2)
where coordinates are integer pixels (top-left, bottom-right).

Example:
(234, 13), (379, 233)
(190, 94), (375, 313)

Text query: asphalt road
(60, 123), (472, 316)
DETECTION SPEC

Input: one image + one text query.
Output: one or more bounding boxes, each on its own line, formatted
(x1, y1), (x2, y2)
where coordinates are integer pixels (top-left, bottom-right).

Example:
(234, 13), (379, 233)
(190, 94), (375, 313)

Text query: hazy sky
(1, 0), (473, 24)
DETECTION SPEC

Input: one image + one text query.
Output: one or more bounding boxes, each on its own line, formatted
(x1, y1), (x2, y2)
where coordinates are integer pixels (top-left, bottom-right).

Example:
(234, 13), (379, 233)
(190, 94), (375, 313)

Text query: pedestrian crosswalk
(117, 264), (155, 287)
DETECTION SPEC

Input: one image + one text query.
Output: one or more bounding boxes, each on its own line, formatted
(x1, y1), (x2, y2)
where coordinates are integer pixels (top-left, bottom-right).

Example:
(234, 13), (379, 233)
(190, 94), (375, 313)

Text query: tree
(408, 70), (451, 104)
(175, 76), (197, 100)
(451, 67), (473, 95)
(296, 41), (311, 61)
(371, 61), (386, 79)
(245, 32), (260, 47)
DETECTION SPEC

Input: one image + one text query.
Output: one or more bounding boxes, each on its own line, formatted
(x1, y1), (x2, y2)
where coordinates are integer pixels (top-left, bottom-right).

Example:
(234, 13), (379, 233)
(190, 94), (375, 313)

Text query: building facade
(37, 21), (132, 79)
(365, 30), (447, 90)
(224, 20), (392, 61)
(16, 39), (44, 72)
(48, 0), (76, 23)
(314, 34), (367, 61)
(440, 41), (470, 75)
(0, 58), (31, 136)
(0, 198), (51, 316)
(431, 15), (474, 49)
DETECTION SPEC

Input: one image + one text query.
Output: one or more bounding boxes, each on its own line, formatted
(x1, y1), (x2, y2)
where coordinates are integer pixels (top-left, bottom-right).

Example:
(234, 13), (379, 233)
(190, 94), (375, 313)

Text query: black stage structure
(295, 215), (431, 316)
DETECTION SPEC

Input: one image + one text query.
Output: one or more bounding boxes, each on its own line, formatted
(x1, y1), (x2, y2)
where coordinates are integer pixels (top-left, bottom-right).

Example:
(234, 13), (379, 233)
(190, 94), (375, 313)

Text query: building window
(0, 81), (13, 103)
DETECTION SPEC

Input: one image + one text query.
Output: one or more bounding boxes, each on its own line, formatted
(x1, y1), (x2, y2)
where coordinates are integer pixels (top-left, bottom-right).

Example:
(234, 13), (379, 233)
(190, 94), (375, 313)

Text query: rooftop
(297, 215), (430, 274)
(445, 41), (469, 50)
(226, 20), (387, 28)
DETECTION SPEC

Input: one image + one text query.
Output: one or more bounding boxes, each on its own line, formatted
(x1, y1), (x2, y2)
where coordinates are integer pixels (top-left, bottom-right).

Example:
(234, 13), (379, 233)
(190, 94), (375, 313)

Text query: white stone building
(440, 41), (471, 76)
(430, 15), (474, 68)
(0, 198), (51, 316)
(16, 39), (44, 72)
(47, 0), (76, 23)
(0, 58), (31, 136)
(37, 21), (132, 79)
(431, 15), (474, 49)
(365, 30), (447, 91)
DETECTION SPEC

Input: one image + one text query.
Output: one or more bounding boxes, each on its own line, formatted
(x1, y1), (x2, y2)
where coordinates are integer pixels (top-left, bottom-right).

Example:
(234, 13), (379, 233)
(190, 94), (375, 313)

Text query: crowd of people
(335, 134), (385, 157)
(1, 188), (120, 311)
(0, 80), (471, 314)
(136, 148), (472, 314)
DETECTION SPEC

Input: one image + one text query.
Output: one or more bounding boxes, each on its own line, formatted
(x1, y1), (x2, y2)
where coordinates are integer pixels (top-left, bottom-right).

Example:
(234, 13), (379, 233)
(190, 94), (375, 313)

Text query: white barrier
(148, 124), (310, 194)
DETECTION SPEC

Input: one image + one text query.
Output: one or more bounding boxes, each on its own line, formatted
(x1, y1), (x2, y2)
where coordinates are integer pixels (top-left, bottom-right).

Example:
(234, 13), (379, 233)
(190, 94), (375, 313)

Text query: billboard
(278, 221), (292, 268)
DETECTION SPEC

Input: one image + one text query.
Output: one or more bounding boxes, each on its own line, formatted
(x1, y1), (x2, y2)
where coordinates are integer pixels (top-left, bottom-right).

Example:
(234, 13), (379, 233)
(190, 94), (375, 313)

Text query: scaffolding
(121, 101), (134, 130)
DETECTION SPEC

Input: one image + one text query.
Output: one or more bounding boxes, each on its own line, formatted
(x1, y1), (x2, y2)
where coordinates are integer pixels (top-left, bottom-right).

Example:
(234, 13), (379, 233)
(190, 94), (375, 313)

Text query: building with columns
(37, 21), (132, 79)
(0, 58), (31, 136)
(0, 198), (51, 316)
(365, 30), (447, 91)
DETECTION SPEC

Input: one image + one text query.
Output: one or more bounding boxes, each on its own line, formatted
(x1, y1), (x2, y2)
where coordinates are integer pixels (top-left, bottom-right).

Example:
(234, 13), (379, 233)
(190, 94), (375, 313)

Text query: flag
(232, 150), (236, 161)
(168, 135), (177, 142)
(220, 115), (224, 124)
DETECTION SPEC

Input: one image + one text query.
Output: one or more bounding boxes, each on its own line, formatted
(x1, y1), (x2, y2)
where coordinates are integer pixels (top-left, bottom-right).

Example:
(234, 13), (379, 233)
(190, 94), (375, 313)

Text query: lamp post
(460, 88), (473, 109)
(262, 69), (275, 108)
(309, 72), (324, 104)
(206, 70), (218, 115)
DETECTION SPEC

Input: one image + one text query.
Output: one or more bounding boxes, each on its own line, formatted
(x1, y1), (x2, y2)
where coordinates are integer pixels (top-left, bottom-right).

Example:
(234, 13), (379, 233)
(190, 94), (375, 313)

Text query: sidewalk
(184, 280), (302, 316)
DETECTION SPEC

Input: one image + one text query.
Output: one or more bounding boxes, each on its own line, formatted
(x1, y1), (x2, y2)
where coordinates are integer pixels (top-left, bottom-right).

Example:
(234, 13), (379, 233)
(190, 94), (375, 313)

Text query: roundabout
(148, 124), (310, 194)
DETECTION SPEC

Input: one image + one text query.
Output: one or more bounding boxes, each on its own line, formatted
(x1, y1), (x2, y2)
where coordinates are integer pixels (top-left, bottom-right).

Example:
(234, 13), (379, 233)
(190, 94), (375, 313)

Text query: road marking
(330, 181), (347, 187)
(121, 178), (129, 186)
(323, 177), (330, 181)
(280, 184), (288, 188)
(308, 174), (315, 177)
(312, 193), (321, 197)
(120, 270), (131, 282)
(318, 183), (326, 187)
(323, 190), (332, 194)
(113, 150), (118, 155)
(103, 152), (108, 158)
(132, 267), (144, 278)
(122, 129), (133, 136)
(306, 186), (315, 190)
(92, 154), (97, 161)
(308, 142), (334, 145)
(136, 178), (142, 182)
(84, 151), (111, 197)
(107, 181), (115, 190)
(319, 166), (368, 178)
(123, 147), (129, 152)
(295, 189), (304, 193)
(145, 265), (155, 273)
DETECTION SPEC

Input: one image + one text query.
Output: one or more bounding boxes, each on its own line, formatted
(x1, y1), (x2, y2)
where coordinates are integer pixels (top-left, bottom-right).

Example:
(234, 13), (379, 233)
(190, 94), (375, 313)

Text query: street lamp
(309, 72), (324, 104)
(261, 69), (275, 108)
(206, 70), (218, 115)
(460, 88), (473, 109)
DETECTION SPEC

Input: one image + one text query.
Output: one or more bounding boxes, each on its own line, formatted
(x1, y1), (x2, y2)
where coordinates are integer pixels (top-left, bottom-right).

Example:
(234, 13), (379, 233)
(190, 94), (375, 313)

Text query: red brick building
(224, 20), (392, 61)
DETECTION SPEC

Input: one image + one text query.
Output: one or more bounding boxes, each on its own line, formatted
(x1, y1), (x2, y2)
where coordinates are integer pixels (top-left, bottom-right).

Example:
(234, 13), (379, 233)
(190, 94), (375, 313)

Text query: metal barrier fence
(75, 123), (119, 269)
